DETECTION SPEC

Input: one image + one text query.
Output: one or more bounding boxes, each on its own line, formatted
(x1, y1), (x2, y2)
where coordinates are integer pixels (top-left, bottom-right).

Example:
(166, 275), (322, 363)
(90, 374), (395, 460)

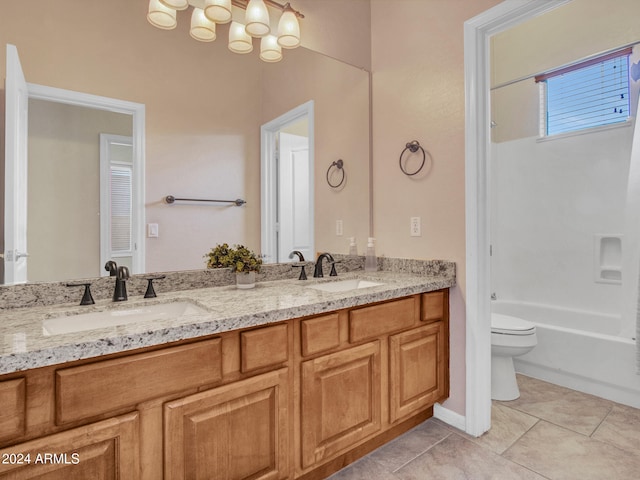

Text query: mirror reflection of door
(100, 134), (134, 275)
(27, 101), (133, 282)
(261, 101), (314, 263)
(3, 44), (145, 284)
(3, 44), (29, 284)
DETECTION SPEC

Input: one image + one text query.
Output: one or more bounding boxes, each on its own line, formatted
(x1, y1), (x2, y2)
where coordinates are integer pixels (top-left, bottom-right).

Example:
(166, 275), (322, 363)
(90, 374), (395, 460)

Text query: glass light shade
(245, 0), (270, 37)
(190, 8), (217, 42)
(228, 22), (253, 54)
(147, 0), (177, 30)
(204, 0), (232, 24)
(277, 6), (300, 49)
(260, 35), (282, 63)
(158, 0), (189, 10)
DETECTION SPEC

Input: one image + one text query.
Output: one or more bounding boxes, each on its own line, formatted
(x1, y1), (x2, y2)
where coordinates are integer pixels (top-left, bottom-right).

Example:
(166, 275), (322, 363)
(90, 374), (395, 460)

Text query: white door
(278, 132), (312, 262)
(100, 134), (135, 275)
(4, 44), (29, 284)
(261, 101), (314, 264)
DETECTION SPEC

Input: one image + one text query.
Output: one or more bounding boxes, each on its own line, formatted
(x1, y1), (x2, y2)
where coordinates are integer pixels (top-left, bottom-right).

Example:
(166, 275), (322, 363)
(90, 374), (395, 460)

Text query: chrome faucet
(113, 266), (130, 302)
(313, 253), (338, 278)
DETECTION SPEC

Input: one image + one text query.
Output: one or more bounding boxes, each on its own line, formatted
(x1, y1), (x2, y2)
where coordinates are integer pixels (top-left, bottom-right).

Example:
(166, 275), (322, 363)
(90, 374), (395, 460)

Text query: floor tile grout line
(589, 403), (614, 438)
(498, 416), (541, 458)
(389, 432), (453, 474)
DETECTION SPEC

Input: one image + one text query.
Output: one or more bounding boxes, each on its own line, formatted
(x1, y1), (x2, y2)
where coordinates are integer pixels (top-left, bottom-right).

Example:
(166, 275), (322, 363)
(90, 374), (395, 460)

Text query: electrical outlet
(410, 217), (421, 237)
(336, 220), (343, 236)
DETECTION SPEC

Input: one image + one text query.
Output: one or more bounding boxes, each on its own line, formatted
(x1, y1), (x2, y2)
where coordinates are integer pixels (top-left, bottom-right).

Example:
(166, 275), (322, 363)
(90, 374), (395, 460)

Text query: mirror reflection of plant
(205, 243), (262, 273)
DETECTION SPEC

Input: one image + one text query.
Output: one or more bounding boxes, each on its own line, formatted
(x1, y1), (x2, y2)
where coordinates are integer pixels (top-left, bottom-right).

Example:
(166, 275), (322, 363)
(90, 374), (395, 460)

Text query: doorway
(261, 101), (315, 263)
(463, 0), (570, 437)
(3, 44), (145, 283)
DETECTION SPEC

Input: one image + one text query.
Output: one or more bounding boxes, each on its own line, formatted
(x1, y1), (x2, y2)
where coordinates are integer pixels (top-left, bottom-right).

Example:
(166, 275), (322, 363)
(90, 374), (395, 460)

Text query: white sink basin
(307, 279), (384, 293)
(42, 301), (208, 336)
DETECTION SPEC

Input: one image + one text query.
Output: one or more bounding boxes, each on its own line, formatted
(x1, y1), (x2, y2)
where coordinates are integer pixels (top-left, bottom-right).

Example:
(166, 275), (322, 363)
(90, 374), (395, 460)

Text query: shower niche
(594, 234), (622, 284)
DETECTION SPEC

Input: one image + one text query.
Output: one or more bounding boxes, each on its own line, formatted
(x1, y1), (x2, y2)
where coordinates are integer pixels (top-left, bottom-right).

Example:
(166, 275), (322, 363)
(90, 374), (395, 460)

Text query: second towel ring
(399, 140), (426, 176)
(326, 159), (345, 188)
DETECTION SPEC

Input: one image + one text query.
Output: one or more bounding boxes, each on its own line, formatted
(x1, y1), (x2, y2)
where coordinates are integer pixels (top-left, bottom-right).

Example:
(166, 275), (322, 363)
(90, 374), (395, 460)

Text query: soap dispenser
(365, 237), (377, 272)
(348, 237), (358, 256)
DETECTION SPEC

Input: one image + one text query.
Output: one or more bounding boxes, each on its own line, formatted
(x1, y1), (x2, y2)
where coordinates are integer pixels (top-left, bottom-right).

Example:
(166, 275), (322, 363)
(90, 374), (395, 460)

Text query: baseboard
(433, 403), (466, 432)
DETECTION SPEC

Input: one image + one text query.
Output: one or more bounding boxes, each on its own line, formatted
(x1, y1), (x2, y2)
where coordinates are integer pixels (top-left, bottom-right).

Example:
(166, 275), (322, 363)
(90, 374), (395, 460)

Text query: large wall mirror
(0, 0), (370, 285)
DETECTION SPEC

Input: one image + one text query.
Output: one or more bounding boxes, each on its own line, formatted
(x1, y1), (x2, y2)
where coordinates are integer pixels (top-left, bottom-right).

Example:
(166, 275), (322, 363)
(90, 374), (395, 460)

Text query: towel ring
(399, 140), (426, 176)
(326, 159), (345, 188)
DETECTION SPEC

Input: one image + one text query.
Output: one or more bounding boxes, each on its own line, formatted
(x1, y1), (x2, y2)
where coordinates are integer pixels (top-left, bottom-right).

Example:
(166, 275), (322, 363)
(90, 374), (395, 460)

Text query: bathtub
(492, 300), (640, 409)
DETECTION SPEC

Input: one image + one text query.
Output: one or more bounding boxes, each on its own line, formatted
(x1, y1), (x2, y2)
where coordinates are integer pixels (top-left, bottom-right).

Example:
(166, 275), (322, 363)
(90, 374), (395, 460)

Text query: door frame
(463, 0), (570, 436)
(260, 100), (315, 263)
(21, 83), (146, 276)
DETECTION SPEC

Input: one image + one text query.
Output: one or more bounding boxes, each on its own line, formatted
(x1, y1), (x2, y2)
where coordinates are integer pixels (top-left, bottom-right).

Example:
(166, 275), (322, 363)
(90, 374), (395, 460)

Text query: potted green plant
(205, 243), (263, 289)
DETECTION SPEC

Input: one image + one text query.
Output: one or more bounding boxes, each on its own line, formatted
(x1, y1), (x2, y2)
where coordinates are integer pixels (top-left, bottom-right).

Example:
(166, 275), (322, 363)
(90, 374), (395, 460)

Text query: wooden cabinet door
(300, 341), (381, 469)
(389, 322), (447, 423)
(0, 412), (139, 479)
(164, 368), (289, 480)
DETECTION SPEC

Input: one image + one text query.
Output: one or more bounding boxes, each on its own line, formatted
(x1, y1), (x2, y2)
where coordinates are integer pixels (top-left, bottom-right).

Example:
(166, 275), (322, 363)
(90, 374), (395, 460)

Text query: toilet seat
(491, 313), (536, 336)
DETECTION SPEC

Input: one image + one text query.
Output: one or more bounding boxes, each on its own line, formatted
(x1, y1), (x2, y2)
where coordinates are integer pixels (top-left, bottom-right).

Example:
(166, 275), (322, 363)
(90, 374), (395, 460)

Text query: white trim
(463, 0), (570, 437)
(537, 117), (633, 143)
(27, 83), (146, 275)
(260, 101), (315, 264)
(434, 403), (466, 432)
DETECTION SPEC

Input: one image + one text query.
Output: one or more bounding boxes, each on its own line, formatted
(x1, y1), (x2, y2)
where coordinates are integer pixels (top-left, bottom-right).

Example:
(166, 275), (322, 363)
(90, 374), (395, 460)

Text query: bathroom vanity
(0, 268), (453, 479)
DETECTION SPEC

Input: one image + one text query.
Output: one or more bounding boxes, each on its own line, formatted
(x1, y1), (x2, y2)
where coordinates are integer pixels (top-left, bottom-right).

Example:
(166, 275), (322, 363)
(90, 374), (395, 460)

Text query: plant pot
(236, 271), (256, 289)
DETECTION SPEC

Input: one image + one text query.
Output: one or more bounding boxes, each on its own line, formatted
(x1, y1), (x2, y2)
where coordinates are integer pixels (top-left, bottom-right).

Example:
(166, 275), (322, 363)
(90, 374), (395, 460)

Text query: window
(537, 48), (632, 136)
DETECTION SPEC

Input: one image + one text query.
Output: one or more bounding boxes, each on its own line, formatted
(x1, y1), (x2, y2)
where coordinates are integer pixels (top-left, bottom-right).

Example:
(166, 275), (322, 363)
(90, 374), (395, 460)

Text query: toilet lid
(491, 313), (536, 335)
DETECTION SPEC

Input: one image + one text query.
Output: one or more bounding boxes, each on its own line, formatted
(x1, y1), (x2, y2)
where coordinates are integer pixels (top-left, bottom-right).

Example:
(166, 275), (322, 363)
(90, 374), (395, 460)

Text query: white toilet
(491, 313), (537, 401)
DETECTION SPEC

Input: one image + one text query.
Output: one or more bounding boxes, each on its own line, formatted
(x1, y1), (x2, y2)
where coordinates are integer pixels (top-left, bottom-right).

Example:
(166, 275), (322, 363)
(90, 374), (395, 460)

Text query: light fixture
(260, 35), (282, 62)
(277, 3), (300, 49)
(190, 8), (217, 42)
(204, 0), (232, 24)
(147, 1), (303, 62)
(159, 0), (189, 10)
(245, 0), (270, 37)
(228, 22), (253, 54)
(147, 0), (177, 30)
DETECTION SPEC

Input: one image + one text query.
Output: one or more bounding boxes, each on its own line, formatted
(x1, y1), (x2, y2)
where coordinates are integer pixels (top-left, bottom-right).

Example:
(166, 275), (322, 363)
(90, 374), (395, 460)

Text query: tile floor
(328, 375), (640, 479)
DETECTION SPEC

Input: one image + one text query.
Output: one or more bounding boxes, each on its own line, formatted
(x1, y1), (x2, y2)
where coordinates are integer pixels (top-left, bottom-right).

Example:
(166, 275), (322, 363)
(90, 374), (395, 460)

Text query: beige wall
(370, 0), (502, 416)
(261, 47), (370, 256)
(491, 0), (640, 144)
(492, 0), (640, 88)
(295, 0), (372, 70)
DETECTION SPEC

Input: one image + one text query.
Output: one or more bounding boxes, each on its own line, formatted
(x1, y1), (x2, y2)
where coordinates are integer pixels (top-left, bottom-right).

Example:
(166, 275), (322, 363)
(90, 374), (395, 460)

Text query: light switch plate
(147, 223), (159, 238)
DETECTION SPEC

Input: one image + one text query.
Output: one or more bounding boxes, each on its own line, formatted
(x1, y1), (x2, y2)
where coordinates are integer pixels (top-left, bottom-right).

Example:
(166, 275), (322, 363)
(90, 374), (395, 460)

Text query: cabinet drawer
(349, 297), (417, 343)
(56, 338), (222, 424)
(0, 378), (25, 442)
(0, 412), (139, 478)
(422, 290), (447, 323)
(300, 313), (340, 357)
(241, 324), (288, 373)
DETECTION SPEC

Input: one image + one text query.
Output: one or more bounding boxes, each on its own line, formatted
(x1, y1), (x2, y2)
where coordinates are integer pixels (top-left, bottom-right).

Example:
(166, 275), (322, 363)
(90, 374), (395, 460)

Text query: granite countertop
(0, 270), (455, 375)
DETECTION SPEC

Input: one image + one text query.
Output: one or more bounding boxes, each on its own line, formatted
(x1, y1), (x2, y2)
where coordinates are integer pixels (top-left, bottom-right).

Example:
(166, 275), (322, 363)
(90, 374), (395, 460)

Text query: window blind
(110, 166), (132, 253)
(536, 48), (631, 136)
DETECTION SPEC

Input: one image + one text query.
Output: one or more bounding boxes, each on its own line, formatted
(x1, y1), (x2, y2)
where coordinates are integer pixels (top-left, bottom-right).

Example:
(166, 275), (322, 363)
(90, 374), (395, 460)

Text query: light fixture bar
(229, 0), (304, 18)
